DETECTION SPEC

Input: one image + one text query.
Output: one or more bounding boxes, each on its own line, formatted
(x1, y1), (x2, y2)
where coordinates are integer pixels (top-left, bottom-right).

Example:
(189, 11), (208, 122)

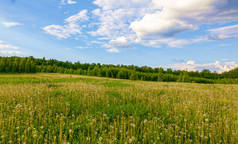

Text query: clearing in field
(0, 74), (238, 143)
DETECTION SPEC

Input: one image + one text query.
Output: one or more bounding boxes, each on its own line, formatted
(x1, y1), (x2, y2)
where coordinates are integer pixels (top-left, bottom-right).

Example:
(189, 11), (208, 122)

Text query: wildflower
(130, 123), (136, 127)
(128, 138), (133, 143)
(144, 119), (148, 124)
(84, 137), (89, 141)
(15, 104), (22, 109)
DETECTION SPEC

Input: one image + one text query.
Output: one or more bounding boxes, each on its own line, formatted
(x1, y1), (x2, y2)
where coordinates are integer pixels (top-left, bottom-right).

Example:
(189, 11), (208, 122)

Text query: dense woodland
(0, 56), (238, 84)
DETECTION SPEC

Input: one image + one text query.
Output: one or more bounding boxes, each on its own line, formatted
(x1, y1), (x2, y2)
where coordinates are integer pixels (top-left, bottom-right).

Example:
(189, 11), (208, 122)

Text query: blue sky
(0, 0), (238, 72)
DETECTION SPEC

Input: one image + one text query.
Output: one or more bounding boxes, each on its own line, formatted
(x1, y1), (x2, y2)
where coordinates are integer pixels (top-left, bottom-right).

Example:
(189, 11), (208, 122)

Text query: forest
(0, 56), (238, 84)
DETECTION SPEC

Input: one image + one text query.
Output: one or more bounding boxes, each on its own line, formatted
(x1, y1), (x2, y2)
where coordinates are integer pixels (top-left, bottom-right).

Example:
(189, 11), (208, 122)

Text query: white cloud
(167, 60), (238, 73)
(76, 46), (89, 49)
(61, 0), (77, 5)
(103, 37), (131, 52)
(130, 11), (196, 38)
(89, 8), (136, 38)
(65, 10), (88, 23)
(107, 37), (131, 48)
(136, 36), (211, 48)
(106, 48), (119, 53)
(43, 24), (81, 39)
(2, 22), (22, 28)
(130, 0), (233, 38)
(43, 10), (88, 39)
(208, 24), (238, 40)
(67, 0), (77, 4)
(137, 38), (190, 48)
(90, 0), (238, 50)
(45, 0), (238, 51)
(93, 0), (151, 10)
(0, 41), (23, 55)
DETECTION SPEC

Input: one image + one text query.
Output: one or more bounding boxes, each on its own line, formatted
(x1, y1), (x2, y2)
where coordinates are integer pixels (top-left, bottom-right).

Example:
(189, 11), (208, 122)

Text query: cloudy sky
(0, 0), (238, 72)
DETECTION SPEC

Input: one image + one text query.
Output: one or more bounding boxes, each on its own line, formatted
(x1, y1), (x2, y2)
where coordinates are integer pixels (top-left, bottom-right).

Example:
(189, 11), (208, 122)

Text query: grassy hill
(0, 74), (238, 143)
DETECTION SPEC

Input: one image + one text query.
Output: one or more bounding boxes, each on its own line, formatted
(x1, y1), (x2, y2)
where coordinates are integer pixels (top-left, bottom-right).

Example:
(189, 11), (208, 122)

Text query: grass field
(0, 74), (238, 143)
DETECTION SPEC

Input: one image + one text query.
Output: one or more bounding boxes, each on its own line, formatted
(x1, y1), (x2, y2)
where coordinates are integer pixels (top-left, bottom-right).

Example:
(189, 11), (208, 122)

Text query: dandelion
(128, 138), (133, 143)
(144, 119), (148, 124)
(33, 134), (37, 138)
(86, 137), (90, 141)
(130, 123), (136, 127)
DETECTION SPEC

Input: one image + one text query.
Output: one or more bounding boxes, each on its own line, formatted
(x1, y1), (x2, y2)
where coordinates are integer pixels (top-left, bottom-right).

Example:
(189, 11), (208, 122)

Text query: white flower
(143, 119), (148, 123)
(130, 123), (136, 127)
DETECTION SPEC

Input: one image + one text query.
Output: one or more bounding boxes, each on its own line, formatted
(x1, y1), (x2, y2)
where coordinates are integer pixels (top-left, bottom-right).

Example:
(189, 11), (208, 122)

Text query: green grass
(0, 74), (238, 143)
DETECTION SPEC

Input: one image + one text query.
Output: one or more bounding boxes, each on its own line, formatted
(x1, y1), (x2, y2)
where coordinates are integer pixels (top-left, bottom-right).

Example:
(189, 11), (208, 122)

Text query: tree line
(0, 56), (238, 84)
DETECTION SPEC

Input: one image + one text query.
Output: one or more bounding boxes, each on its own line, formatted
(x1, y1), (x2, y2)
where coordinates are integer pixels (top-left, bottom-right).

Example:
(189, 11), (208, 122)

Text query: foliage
(0, 56), (238, 84)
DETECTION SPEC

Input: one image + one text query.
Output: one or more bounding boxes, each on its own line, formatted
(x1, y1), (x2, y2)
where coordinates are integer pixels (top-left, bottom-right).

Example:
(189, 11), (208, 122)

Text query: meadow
(0, 74), (238, 143)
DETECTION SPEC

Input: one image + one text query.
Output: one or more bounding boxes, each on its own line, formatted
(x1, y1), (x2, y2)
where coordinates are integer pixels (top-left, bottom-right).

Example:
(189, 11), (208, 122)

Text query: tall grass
(0, 74), (237, 143)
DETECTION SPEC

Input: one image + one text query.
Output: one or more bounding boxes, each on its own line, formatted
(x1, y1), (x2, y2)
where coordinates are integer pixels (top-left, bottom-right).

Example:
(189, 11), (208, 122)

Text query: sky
(0, 0), (238, 73)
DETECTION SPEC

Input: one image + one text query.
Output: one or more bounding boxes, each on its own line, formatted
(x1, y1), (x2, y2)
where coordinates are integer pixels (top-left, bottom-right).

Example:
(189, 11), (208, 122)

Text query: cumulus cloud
(89, 0), (238, 50)
(2, 22), (22, 28)
(105, 37), (131, 48)
(130, 14), (196, 38)
(0, 41), (23, 55)
(103, 37), (131, 53)
(43, 10), (88, 39)
(89, 8), (136, 39)
(167, 60), (238, 73)
(44, 0), (238, 51)
(130, 0), (237, 38)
